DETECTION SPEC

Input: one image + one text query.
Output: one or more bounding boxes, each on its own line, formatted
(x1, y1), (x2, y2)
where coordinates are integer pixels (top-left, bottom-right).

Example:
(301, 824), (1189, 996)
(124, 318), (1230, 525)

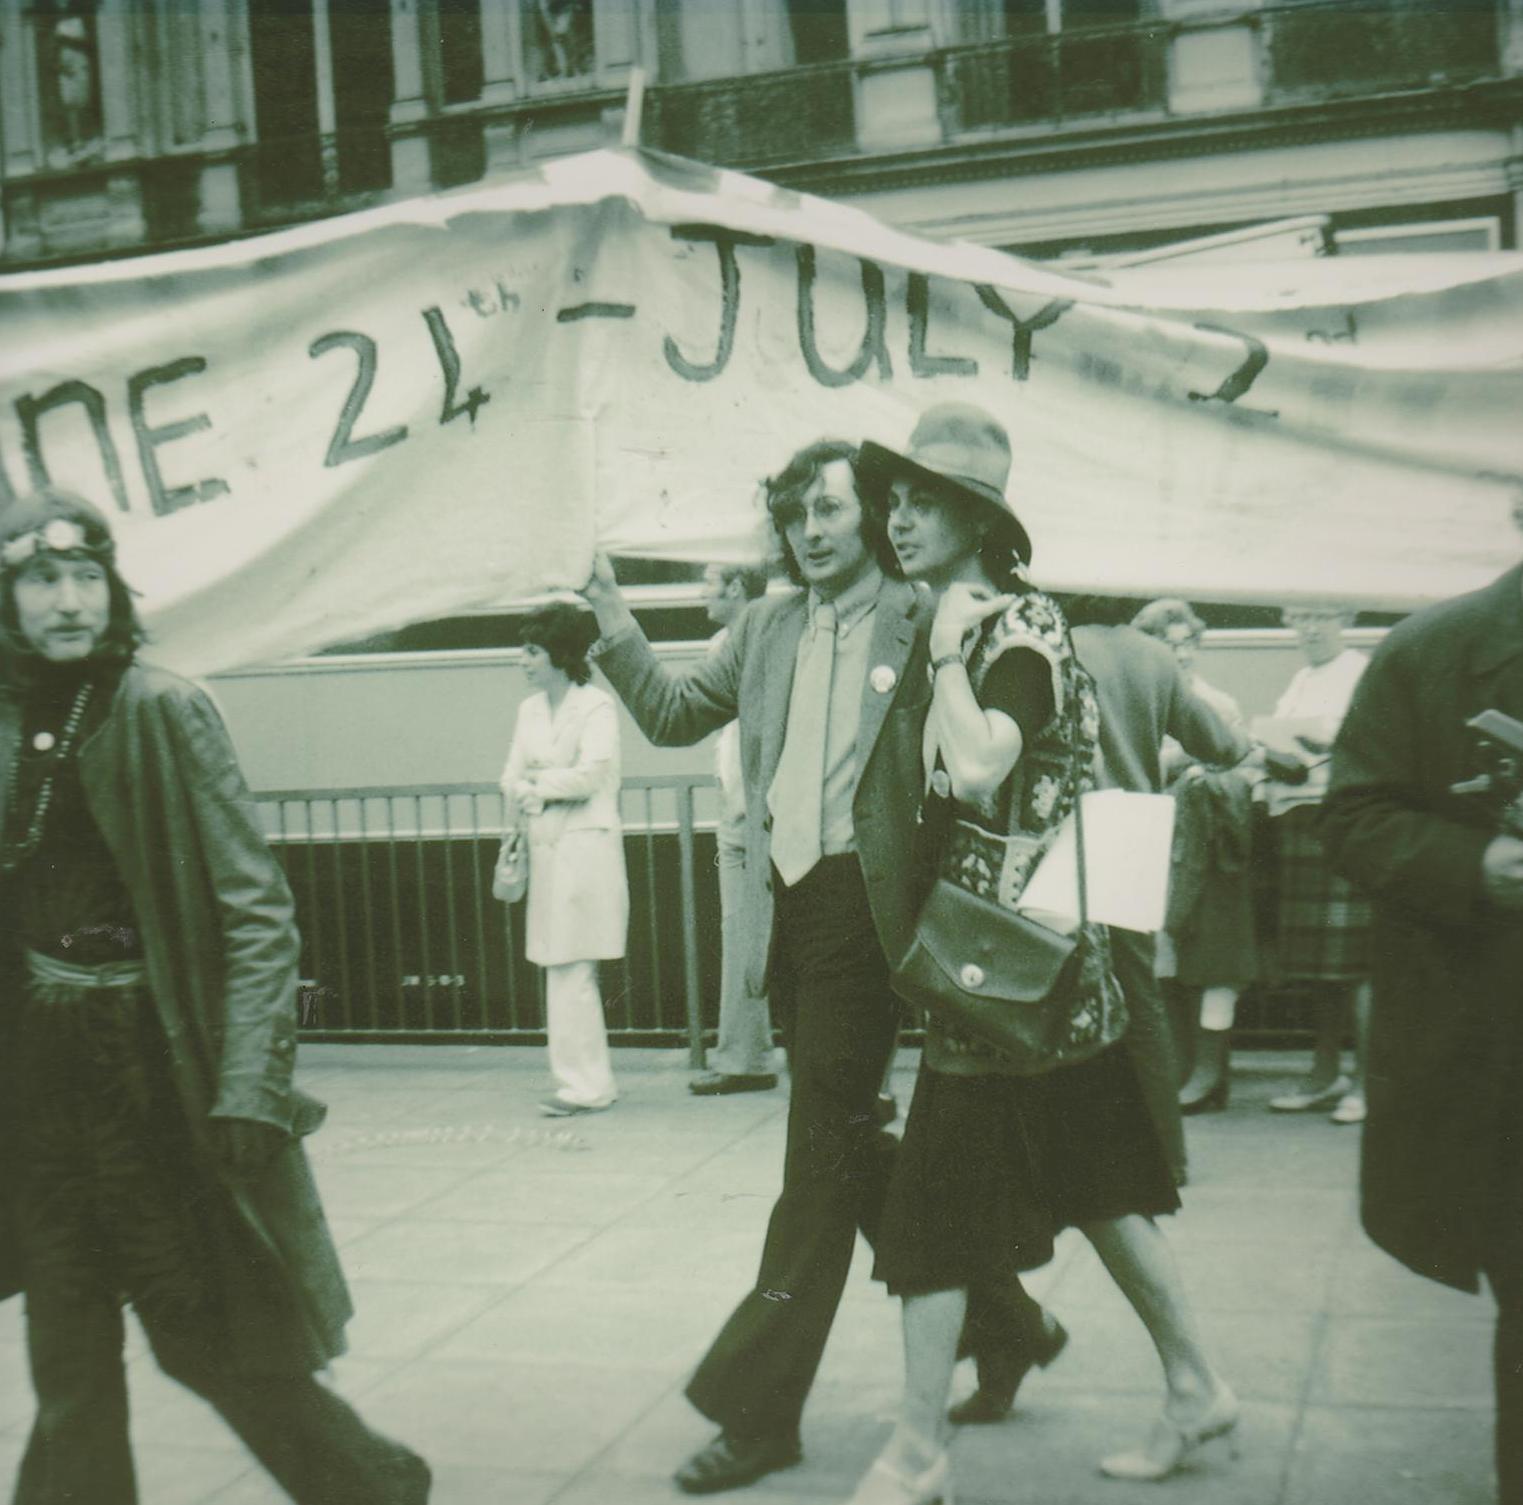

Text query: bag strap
(1058, 625), (1090, 932)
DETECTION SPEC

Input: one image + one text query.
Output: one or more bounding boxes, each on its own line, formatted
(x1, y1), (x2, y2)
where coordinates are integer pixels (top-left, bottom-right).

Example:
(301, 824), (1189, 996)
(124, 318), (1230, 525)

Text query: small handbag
(891, 667), (1125, 1074)
(491, 831), (528, 904)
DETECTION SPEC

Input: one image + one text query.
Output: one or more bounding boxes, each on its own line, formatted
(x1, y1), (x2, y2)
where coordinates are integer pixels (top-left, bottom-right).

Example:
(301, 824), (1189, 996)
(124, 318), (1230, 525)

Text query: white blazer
(500, 683), (627, 966)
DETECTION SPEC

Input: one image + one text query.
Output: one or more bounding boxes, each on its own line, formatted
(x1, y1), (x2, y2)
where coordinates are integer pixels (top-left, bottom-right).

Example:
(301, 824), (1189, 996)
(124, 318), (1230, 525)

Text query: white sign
(1021, 791), (1178, 934)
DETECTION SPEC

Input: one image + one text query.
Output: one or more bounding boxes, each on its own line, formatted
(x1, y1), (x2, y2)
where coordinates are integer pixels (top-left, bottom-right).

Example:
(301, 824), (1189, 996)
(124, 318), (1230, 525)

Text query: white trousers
(545, 960), (617, 1107)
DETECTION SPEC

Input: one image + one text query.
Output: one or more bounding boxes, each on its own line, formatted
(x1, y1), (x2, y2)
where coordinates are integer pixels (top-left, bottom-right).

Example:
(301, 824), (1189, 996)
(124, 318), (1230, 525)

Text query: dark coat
(1323, 563), (1523, 1292)
(0, 660), (352, 1371)
(597, 579), (931, 992)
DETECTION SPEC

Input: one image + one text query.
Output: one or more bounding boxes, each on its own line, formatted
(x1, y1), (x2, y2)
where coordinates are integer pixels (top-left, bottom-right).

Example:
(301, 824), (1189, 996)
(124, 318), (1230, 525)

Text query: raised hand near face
(930, 581), (1016, 660)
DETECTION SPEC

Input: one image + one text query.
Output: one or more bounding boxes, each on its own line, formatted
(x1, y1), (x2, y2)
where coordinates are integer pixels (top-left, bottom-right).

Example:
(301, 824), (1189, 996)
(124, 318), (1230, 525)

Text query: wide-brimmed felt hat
(859, 401), (1033, 566)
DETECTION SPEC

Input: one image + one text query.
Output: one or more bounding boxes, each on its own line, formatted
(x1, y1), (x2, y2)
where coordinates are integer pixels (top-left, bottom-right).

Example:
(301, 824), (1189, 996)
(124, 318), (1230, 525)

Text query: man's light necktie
(767, 603), (837, 887)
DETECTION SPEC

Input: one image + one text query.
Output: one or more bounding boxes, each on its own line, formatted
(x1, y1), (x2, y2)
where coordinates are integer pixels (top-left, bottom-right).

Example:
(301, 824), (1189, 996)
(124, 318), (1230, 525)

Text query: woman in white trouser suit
(501, 604), (628, 1115)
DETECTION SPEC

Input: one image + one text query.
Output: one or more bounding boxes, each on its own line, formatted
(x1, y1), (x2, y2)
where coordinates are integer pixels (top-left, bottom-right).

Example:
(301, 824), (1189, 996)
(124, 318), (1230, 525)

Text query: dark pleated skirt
(873, 1043), (1180, 1297)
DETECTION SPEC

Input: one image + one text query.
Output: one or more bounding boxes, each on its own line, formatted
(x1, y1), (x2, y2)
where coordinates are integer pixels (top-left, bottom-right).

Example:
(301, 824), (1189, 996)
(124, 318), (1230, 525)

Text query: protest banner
(1, 147), (1520, 676)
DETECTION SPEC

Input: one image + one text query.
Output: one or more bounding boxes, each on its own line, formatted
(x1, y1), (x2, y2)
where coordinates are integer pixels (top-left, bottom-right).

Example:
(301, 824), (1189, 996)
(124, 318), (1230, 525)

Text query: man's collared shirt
(808, 566), (882, 858)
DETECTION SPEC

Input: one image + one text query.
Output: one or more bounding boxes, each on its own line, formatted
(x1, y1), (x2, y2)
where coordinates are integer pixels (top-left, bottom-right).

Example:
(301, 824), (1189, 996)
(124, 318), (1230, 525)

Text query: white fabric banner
(1, 148), (1519, 677)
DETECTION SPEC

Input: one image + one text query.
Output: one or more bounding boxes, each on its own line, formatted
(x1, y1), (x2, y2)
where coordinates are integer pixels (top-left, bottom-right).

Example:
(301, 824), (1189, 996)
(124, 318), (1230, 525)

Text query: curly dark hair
(519, 600), (598, 685)
(0, 487), (146, 682)
(765, 439), (902, 587)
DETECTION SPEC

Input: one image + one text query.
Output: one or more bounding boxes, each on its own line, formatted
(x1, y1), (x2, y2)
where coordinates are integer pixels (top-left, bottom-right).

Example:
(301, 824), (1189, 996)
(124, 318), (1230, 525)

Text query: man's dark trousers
(13, 985), (423, 1505)
(686, 855), (899, 1439)
(1487, 1044), (1522, 1505)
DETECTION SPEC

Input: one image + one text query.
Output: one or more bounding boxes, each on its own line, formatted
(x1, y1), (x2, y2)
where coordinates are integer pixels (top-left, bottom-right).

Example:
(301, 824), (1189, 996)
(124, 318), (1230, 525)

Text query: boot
(1179, 1028), (1231, 1115)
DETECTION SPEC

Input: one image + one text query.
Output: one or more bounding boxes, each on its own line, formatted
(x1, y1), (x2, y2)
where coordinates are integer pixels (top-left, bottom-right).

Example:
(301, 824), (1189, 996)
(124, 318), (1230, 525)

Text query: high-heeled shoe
(1099, 1388), (1240, 1481)
(1268, 1074), (1351, 1113)
(1179, 1077), (1229, 1116)
(846, 1445), (953, 1505)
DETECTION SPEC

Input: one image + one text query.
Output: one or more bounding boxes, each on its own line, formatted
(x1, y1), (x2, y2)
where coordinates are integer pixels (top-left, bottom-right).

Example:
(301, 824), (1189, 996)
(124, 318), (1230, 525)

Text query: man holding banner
(584, 440), (929, 1492)
(0, 489), (429, 1505)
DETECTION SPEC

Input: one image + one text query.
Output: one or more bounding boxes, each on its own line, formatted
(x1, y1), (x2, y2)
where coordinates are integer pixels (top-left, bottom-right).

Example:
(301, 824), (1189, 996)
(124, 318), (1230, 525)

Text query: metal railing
(1263, 0), (1501, 102)
(642, 0), (1503, 169)
(262, 768), (1325, 1056)
(260, 774), (717, 1059)
(936, 19), (1166, 135)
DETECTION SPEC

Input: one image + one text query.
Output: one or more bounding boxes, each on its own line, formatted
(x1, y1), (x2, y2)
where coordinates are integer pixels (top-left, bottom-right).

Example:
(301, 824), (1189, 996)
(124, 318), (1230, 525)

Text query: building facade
(2, 0), (1520, 269)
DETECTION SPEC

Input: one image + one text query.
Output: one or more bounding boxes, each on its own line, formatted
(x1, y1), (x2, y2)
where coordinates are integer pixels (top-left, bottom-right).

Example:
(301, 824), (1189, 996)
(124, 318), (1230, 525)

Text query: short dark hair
(0, 487), (146, 680)
(764, 439), (901, 587)
(715, 563), (769, 601)
(519, 601), (598, 685)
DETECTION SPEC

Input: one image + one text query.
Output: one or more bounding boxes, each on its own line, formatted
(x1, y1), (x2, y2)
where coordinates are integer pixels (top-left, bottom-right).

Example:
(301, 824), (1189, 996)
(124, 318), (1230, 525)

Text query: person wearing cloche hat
(0, 488), (431, 1505)
(859, 400), (1034, 585)
(848, 403), (1239, 1504)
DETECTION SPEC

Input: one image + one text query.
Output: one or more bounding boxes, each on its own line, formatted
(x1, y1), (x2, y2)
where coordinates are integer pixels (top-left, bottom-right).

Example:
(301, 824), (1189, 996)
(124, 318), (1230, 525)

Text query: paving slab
(0, 1045), (1500, 1504)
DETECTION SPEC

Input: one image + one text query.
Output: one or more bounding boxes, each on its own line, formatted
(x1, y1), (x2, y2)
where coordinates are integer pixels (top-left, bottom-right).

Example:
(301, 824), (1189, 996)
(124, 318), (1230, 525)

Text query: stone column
(1162, 0), (1264, 115)
(197, 0), (244, 235)
(1509, 123), (1523, 253)
(389, 0), (433, 192)
(0, 0), (41, 179)
(1506, 0), (1523, 73)
(479, 0), (524, 172)
(849, 0), (941, 151)
(95, 0), (145, 250)
(95, 0), (141, 164)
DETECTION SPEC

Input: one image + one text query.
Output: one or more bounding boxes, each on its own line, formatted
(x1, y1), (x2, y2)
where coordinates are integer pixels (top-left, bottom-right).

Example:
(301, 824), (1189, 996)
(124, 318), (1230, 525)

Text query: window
(31, 0), (104, 169)
(248, 0), (395, 212)
(949, 0), (1152, 131)
(787, 0), (850, 65)
(439, 0), (486, 103)
(523, 0), (597, 84)
(1266, 0), (1499, 100)
(1335, 218), (1502, 256)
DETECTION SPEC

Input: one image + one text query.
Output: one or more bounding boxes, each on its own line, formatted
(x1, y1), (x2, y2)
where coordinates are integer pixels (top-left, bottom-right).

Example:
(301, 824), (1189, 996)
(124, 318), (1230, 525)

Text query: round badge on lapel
(870, 665), (897, 695)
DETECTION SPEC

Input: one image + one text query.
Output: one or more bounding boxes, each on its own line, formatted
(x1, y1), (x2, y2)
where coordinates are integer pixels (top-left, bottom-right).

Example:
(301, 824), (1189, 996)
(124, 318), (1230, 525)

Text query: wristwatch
(930, 653), (964, 677)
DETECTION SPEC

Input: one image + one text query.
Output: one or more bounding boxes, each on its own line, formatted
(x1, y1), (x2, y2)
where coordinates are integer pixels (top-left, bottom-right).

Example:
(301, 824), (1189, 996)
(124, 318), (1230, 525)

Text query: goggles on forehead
(0, 519), (110, 571)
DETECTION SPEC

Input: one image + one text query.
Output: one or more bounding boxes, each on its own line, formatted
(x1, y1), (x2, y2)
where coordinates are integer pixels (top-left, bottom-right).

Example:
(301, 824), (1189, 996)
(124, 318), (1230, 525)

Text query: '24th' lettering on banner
(0, 225), (1269, 521)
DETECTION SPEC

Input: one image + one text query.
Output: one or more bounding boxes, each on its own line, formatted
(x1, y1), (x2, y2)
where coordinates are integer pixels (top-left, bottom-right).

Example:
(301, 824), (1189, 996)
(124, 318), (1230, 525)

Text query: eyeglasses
(773, 492), (855, 528)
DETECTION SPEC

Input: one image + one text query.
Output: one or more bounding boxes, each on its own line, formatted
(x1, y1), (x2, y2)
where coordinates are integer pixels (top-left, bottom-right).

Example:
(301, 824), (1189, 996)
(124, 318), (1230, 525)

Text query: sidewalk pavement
(0, 1047), (1496, 1505)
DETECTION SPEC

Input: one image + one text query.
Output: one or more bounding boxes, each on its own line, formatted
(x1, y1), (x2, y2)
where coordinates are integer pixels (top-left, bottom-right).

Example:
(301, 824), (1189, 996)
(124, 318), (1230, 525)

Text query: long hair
(0, 488), (145, 684)
(764, 439), (901, 587)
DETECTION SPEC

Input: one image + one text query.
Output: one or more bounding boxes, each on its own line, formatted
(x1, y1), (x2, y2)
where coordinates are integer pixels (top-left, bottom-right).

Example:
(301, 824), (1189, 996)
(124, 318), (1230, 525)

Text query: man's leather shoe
(674, 1429), (802, 1493)
(386, 1451), (432, 1504)
(948, 1314), (1069, 1425)
(689, 1072), (779, 1096)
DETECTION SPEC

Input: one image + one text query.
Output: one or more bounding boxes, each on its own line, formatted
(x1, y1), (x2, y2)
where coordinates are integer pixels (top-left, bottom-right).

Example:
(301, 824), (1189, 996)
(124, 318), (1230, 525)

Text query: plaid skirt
(1270, 806), (1373, 982)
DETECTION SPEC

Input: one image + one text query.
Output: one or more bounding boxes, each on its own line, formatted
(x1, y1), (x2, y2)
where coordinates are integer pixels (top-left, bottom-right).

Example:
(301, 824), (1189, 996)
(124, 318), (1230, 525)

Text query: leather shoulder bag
(890, 661), (1127, 1074)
